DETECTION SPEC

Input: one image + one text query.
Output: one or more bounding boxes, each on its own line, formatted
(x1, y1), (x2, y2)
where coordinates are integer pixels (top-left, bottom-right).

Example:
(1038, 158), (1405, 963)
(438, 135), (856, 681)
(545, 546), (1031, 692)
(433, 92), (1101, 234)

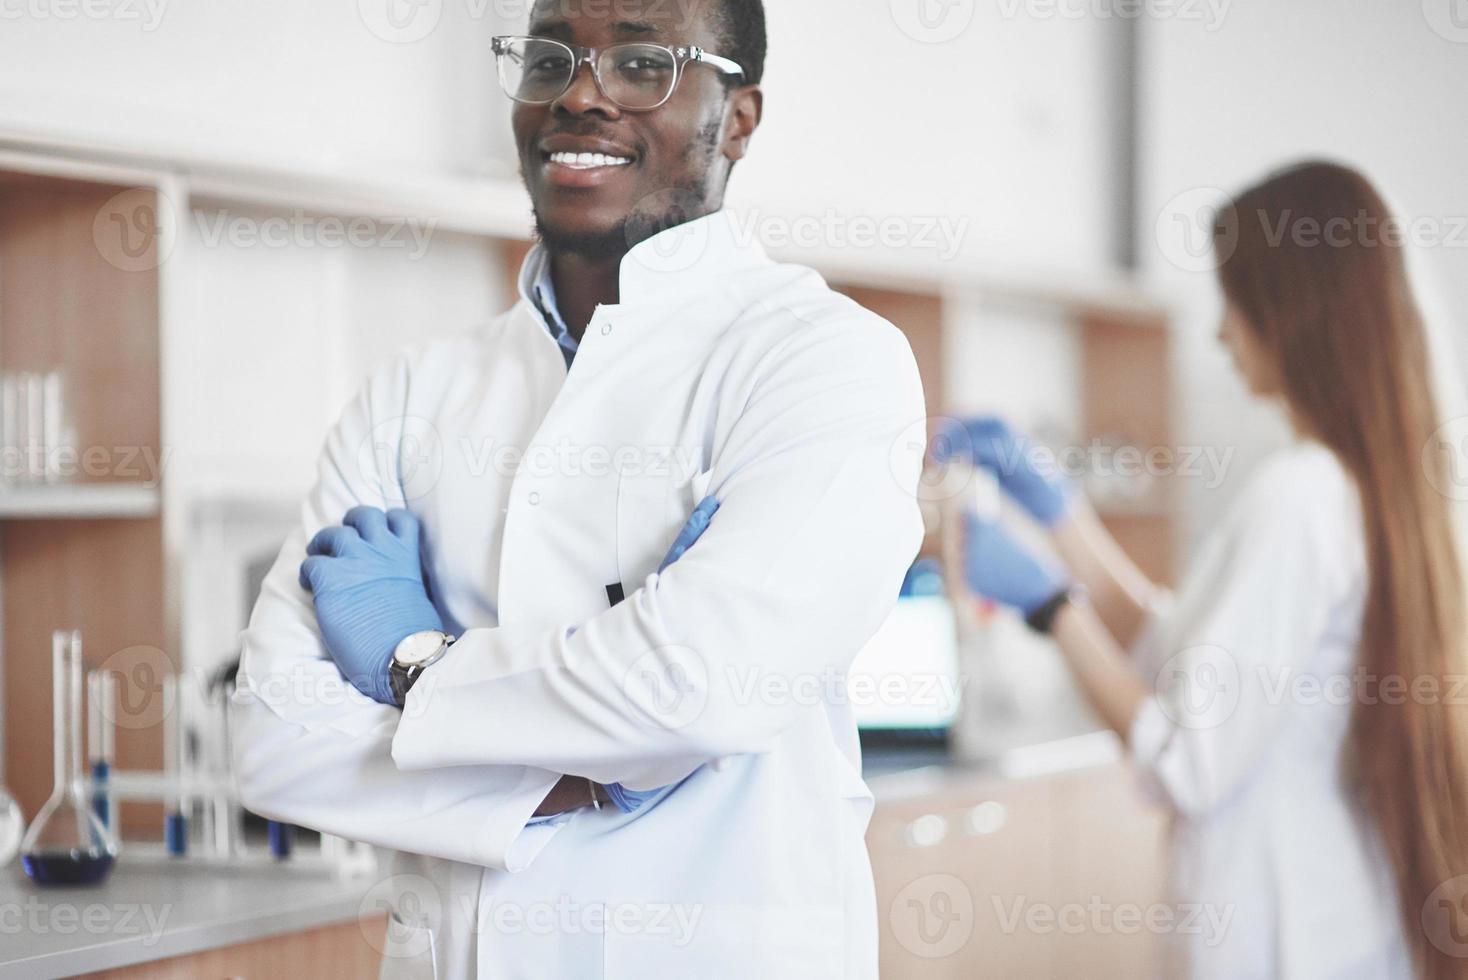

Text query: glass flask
(0, 787), (22, 866)
(20, 630), (119, 885)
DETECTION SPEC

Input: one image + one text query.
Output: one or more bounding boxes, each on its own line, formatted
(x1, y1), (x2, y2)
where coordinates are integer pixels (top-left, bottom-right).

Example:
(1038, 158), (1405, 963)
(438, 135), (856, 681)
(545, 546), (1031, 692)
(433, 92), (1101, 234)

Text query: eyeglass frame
(491, 35), (746, 111)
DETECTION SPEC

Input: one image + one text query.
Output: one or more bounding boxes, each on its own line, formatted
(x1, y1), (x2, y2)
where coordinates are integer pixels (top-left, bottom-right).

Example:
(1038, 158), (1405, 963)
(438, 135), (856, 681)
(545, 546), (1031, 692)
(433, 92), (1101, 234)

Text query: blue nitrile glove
(933, 416), (1072, 527)
(603, 495), (721, 814)
(961, 512), (1069, 618)
(299, 506), (444, 705)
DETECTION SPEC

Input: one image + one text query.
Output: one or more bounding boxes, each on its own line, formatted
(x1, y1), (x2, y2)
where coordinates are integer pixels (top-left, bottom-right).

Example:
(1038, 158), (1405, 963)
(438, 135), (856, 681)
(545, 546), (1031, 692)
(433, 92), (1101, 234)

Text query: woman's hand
(933, 415), (1072, 527)
(960, 512), (1070, 618)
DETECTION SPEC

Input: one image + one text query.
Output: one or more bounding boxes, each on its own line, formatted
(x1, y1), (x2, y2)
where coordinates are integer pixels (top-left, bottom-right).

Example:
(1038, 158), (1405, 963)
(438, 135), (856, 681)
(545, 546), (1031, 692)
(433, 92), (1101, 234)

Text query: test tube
(211, 690), (236, 857)
(22, 373), (44, 483)
(1, 374), (17, 483)
(86, 670), (117, 831)
(162, 673), (187, 856)
(267, 820), (293, 860)
(40, 371), (64, 484)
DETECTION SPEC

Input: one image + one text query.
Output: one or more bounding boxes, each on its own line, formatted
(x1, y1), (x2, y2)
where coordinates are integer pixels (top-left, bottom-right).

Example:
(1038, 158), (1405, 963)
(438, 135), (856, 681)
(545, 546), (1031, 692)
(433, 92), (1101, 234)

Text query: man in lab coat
(230, 1), (927, 975)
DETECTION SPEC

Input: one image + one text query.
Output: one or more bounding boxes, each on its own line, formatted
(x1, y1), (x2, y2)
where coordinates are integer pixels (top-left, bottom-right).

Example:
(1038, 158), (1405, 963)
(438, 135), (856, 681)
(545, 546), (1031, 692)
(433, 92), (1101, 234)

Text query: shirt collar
(515, 209), (769, 322)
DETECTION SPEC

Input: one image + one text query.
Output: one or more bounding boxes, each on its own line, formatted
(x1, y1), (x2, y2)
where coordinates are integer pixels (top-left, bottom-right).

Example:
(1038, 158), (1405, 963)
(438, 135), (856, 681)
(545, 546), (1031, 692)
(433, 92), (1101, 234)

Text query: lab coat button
(601, 323), (613, 336)
(528, 491), (542, 506)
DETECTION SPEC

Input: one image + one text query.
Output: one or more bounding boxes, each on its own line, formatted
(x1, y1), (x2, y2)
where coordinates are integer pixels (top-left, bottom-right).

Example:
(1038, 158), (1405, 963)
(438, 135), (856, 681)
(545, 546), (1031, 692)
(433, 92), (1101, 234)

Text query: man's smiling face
(512, 0), (758, 259)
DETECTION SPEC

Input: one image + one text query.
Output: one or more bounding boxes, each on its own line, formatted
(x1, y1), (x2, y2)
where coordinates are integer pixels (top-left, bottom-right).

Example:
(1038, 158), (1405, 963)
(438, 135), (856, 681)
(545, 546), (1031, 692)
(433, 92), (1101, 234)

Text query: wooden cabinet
(867, 762), (1167, 979)
(0, 169), (172, 837)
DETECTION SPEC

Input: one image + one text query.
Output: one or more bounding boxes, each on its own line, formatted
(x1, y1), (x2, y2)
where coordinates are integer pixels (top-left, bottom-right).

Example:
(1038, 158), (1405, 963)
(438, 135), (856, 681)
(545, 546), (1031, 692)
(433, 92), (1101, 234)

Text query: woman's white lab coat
(228, 212), (928, 979)
(1128, 441), (1410, 979)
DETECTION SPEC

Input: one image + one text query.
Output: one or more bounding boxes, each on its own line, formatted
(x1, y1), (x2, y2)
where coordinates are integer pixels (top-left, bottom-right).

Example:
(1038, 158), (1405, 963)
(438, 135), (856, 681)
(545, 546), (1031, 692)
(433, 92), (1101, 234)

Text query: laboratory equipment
(0, 370), (74, 484)
(80, 658), (369, 876)
(87, 669), (117, 831)
(20, 631), (119, 886)
(940, 464), (1023, 761)
(162, 673), (187, 855)
(268, 821), (294, 859)
(0, 787), (23, 866)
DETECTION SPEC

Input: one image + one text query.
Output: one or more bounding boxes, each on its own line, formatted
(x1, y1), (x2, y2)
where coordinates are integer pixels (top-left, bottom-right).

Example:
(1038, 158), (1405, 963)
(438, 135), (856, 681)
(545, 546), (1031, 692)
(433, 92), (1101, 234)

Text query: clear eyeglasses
(491, 36), (745, 111)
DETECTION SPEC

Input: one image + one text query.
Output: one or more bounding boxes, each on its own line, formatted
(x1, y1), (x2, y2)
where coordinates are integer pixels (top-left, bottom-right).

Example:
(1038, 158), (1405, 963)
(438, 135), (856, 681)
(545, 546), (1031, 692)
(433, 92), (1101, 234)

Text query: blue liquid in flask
(23, 847), (116, 886)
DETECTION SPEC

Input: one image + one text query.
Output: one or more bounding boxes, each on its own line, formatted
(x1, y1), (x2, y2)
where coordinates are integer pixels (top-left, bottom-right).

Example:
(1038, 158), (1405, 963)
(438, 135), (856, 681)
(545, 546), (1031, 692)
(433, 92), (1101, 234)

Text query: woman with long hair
(941, 161), (1468, 978)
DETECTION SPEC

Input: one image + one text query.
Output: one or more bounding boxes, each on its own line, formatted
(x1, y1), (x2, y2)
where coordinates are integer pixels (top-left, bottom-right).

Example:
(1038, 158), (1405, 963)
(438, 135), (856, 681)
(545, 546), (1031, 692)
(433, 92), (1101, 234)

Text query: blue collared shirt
(521, 249), (580, 369)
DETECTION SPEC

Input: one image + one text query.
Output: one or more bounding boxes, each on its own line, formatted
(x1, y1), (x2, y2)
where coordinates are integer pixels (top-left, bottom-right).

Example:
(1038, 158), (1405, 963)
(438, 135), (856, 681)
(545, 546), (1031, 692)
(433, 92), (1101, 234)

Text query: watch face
(394, 630), (446, 667)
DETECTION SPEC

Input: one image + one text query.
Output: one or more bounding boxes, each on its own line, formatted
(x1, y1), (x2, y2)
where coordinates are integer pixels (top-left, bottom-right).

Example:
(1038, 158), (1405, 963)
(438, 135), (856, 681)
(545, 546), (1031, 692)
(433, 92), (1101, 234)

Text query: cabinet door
(869, 775), (1059, 978)
(1048, 765), (1168, 977)
(868, 763), (1166, 979)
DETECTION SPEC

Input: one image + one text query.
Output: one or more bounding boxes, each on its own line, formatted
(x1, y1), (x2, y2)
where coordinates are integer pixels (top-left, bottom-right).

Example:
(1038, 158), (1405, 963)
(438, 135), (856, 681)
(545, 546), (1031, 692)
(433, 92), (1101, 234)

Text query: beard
(532, 116), (725, 261)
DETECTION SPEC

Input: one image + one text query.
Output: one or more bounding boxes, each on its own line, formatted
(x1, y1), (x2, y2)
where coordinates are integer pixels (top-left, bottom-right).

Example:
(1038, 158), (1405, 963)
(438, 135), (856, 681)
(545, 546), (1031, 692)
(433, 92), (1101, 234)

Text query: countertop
(862, 728), (1123, 802)
(0, 730), (1121, 978)
(0, 860), (375, 979)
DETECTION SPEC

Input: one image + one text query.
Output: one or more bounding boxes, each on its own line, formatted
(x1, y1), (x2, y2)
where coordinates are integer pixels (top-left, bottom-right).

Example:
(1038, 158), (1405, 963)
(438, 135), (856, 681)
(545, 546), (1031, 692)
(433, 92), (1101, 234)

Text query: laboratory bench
(0, 733), (1161, 979)
(0, 861), (384, 979)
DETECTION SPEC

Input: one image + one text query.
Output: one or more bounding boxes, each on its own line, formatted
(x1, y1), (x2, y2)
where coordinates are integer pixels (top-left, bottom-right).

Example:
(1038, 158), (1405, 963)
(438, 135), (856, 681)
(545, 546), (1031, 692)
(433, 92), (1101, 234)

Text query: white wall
(733, 1), (1122, 278)
(1138, 0), (1468, 554)
(0, 1), (514, 176)
(0, 0), (1125, 282)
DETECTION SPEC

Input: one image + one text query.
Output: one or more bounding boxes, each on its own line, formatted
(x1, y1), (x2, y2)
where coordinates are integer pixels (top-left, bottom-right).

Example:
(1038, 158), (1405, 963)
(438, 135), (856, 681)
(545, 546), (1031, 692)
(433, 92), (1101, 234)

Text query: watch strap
(1025, 586), (1077, 635)
(389, 660), (415, 707)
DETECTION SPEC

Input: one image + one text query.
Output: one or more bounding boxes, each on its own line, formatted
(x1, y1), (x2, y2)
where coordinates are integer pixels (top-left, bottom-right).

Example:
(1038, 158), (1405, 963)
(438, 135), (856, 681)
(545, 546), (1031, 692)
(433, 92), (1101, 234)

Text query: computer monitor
(849, 594), (962, 740)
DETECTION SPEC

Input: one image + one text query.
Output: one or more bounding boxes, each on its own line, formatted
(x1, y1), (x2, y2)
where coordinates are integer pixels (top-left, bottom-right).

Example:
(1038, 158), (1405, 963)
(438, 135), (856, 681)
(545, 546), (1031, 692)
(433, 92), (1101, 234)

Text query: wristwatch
(1025, 585), (1087, 636)
(389, 630), (456, 707)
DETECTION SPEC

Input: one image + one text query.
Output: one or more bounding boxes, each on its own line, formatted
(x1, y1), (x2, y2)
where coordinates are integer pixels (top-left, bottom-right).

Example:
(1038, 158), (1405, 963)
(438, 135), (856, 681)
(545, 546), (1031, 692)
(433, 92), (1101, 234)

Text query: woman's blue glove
(299, 506), (444, 705)
(961, 512), (1069, 618)
(933, 416), (1072, 527)
(606, 495), (721, 814)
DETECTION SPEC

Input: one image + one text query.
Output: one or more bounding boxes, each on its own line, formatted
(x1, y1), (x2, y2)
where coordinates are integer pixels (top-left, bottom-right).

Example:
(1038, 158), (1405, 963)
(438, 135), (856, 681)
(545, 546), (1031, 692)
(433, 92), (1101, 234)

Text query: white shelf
(0, 121), (535, 241)
(0, 482), (161, 519)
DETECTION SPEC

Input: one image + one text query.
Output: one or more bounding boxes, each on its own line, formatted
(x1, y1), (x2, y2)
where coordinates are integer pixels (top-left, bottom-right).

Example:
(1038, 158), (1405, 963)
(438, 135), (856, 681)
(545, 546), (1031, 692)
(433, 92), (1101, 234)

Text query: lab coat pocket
(616, 465), (713, 590)
(377, 910), (439, 980)
(604, 904), (844, 980)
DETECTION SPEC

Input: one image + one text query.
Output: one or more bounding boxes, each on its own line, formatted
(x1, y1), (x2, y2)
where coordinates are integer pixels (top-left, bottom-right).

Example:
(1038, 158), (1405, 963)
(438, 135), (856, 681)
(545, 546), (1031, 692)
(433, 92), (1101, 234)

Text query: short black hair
(710, 0), (766, 87)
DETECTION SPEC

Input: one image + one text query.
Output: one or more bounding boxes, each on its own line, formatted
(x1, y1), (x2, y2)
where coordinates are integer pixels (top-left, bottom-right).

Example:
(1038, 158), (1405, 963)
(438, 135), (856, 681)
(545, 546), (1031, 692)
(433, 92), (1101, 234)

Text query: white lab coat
(1128, 441), (1409, 979)
(229, 211), (927, 979)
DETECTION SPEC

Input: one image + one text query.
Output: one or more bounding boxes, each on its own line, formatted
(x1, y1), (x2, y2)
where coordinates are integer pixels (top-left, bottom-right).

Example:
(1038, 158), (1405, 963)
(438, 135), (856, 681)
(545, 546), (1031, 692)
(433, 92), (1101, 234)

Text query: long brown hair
(1215, 161), (1468, 979)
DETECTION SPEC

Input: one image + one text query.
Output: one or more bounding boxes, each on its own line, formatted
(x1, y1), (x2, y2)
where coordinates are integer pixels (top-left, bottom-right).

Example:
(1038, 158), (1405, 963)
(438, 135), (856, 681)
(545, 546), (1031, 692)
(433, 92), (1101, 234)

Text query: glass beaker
(20, 630), (119, 886)
(0, 787), (23, 866)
